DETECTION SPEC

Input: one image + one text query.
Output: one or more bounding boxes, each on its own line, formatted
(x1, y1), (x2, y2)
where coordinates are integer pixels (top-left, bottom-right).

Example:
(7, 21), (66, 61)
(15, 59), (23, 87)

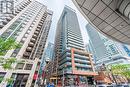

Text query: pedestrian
(47, 82), (50, 87)
(50, 82), (55, 87)
(44, 79), (47, 87)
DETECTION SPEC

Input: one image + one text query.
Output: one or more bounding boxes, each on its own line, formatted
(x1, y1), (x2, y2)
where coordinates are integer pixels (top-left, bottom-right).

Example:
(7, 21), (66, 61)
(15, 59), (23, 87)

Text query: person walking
(46, 82), (55, 87)
(47, 82), (50, 87)
(50, 82), (55, 87)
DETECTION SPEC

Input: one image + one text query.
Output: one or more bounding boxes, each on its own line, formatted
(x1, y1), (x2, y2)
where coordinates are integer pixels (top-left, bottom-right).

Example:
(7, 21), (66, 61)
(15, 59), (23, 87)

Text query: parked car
(96, 84), (113, 87)
(116, 84), (129, 87)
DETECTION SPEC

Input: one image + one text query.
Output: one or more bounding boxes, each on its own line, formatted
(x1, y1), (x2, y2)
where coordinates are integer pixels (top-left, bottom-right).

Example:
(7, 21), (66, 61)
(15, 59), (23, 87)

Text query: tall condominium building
(0, 0), (31, 29)
(86, 24), (130, 68)
(51, 6), (97, 86)
(0, 1), (53, 87)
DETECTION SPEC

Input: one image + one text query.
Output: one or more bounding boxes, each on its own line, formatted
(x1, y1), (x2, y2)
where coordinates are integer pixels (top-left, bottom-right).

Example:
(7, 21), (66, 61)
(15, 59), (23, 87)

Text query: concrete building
(86, 24), (130, 68)
(0, 1), (53, 87)
(0, 0), (31, 29)
(72, 0), (130, 45)
(51, 6), (97, 86)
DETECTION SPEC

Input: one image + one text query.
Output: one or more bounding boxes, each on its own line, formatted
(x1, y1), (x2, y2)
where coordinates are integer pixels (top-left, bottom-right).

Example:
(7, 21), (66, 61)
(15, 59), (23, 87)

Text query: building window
(15, 63), (24, 69)
(0, 72), (6, 83)
(24, 64), (32, 70)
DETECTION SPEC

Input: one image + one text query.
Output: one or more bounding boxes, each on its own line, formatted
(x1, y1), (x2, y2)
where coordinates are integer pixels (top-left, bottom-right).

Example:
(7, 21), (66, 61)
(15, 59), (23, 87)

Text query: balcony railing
(30, 38), (36, 43)
(32, 34), (37, 39)
(23, 52), (30, 57)
(26, 47), (32, 52)
(75, 63), (91, 68)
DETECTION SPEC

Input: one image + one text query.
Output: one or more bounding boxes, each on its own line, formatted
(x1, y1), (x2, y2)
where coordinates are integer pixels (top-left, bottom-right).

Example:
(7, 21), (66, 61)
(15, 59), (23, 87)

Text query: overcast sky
(37, 0), (89, 45)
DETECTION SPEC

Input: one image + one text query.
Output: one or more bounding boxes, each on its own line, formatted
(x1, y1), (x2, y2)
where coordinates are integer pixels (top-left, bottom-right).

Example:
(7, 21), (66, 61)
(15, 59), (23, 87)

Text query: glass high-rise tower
(51, 6), (97, 86)
(86, 24), (130, 68)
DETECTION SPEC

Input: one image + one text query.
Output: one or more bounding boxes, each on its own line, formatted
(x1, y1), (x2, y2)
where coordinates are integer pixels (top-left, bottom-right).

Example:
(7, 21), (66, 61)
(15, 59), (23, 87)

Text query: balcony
(14, 12), (17, 16)
(75, 63), (91, 68)
(37, 26), (41, 29)
(23, 56), (29, 59)
(28, 42), (34, 47)
(39, 22), (42, 26)
(32, 34), (37, 39)
(26, 30), (31, 34)
(74, 54), (89, 60)
(3, 21), (7, 25)
(20, 6), (24, 9)
(10, 14), (14, 18)
(34, 31), (39, 35)
(36, 28), (40, 32)
(15, 11), (19, 14)
(24, 34), (28, 38)
(6, 17), (11, 21)
(23, 52), (30, 57)
(0, 25), (4, 28)
(74, 58), (91, 64)
(26, 47), (32, 52)
(21, 38), (26, 42)
(17, 8), (22, 11)
(30, 38), (36, 43)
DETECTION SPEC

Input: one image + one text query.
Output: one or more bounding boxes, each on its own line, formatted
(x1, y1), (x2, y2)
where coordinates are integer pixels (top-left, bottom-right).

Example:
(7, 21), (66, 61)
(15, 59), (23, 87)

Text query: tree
(0, 38), (21, 84)
(110, 64), (130, 78)
(0, 38), (21, 55)
(0, 38), (21, 69)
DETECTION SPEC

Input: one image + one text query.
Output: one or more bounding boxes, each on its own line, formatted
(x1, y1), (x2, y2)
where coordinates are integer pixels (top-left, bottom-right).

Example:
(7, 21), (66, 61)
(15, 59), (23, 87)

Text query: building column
(25, 58), (39, 87)
(71, 48), (76, 74)
(89, 54), (95, 72)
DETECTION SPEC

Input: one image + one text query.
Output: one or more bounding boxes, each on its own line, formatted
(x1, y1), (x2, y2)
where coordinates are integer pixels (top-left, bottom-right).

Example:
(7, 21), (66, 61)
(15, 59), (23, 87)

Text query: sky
(37, 0), (89, 45)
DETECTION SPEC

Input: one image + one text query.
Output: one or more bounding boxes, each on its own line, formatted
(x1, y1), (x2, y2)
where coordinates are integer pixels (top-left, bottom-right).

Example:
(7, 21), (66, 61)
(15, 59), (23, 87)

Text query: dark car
(116, 84), (129, 87)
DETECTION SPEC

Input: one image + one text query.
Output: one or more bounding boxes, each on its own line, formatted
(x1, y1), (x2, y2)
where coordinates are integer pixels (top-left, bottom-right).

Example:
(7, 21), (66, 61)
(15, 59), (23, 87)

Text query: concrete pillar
(25, 58), (39, 87)
(0, 70), (13, 87)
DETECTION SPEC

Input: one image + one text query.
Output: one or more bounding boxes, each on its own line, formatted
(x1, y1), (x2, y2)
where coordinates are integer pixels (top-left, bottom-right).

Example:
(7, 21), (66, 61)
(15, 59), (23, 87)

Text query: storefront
(58, 74), (95, 86)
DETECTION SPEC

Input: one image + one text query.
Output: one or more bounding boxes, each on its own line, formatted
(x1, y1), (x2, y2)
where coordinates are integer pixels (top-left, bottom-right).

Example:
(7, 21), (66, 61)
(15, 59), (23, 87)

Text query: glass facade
(52, 7), (96, 86)
(86, 24), (130, 67)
